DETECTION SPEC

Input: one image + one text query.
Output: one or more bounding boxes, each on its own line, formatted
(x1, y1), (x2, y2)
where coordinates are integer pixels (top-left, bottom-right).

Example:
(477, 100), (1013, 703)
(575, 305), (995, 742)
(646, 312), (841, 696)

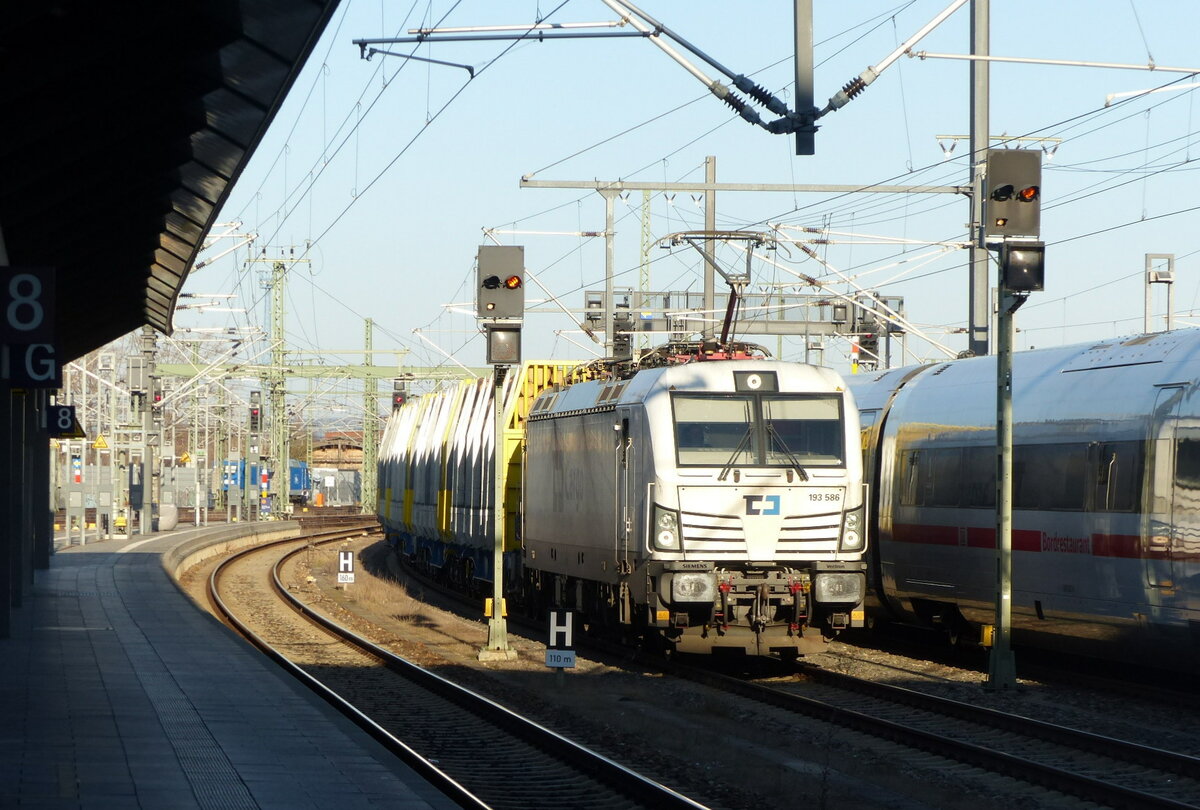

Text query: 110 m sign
(1, 267), (60, 387)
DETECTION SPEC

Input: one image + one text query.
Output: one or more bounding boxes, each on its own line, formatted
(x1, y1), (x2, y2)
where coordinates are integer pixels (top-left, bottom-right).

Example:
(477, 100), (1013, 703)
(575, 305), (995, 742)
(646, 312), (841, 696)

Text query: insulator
(721, 91), (764, 127)
(733, 75), (789, 117)
(842, 76), (867, 100)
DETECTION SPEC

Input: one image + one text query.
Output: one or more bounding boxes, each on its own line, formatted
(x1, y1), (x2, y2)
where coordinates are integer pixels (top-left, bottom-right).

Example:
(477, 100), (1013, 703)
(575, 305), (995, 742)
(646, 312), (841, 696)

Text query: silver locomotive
(523, 358), (867, 656)
(379, 355), (868, 657)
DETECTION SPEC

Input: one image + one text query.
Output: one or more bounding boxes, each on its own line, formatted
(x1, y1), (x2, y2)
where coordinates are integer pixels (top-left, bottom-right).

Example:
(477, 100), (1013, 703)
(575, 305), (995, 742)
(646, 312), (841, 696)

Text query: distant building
(311, 431), (363, 471)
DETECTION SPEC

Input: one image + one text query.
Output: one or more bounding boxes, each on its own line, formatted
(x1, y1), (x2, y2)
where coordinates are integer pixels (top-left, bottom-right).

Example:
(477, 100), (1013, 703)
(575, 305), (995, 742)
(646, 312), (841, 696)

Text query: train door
(1148, 385), (1186, 591)
(614, 411), (636, 623)
(615, 414), (631, 568)
(858, 410), (880, 490)
(857, 409), (888, 602)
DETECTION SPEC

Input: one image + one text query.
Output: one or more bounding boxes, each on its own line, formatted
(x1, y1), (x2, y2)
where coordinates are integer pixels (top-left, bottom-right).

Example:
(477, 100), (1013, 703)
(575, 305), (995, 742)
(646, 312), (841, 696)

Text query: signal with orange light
(985, 149), (1041, 239)
(476, 245), (526, 319)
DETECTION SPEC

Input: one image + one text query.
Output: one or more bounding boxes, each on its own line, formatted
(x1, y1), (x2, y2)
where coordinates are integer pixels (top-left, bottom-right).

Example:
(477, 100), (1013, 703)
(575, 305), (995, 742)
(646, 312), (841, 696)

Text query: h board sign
(337, 550), (355, 584)
(545, 610), (577, 669)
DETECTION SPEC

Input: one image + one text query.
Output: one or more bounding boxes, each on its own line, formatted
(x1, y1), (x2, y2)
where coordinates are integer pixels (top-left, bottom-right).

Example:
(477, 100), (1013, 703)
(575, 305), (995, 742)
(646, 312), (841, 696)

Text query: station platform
(0, 526), (459, 809)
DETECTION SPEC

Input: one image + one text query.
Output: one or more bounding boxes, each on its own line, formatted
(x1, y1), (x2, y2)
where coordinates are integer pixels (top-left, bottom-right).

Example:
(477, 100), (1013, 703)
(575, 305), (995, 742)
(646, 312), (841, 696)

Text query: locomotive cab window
(674, 396), (757, 466)
(672, 392), (845, 468)
(763, 396), (844, 465)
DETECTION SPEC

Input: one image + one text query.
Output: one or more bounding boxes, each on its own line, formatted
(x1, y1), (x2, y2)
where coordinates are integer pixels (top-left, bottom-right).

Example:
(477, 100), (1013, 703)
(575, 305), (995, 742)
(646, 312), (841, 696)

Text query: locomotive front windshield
(673, 393), (845, 467)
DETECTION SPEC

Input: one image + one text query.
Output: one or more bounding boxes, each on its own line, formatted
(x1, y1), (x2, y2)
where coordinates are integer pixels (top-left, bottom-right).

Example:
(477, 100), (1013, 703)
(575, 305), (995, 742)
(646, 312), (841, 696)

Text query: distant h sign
(545, 610), (577, 669)
(1, 267), (59, 387)
(337, 550), (355, 584)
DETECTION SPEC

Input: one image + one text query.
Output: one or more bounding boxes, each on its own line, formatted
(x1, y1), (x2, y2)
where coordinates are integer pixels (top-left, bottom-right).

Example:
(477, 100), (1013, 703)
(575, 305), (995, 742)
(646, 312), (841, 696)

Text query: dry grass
(311, 541), (430, 625)
(348, 573), (428, 624)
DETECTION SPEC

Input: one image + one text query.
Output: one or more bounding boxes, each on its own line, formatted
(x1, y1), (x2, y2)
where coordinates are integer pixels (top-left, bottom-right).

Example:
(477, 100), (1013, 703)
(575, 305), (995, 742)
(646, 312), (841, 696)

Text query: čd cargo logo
(744, 495), (780, 515)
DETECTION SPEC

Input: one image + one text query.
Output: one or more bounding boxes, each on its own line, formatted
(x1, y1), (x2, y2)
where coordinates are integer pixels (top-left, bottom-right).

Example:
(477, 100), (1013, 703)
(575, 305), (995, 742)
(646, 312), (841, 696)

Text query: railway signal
(984, 149), (1041, 240)
(474, 245), (527, 662)
(476, 245), (525, 320)
(484, 324), (521, 365)
(999, 240), (1045, 292)
(248, 390), (262, 432)
(984, 149), (1047, 692)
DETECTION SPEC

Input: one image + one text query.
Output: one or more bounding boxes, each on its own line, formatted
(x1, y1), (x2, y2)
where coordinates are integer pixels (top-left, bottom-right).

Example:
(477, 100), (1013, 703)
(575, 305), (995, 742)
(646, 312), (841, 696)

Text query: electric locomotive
(849, 329), (1200, 669)
(379, 348), (868, 657)
(523, 356), (868, 656)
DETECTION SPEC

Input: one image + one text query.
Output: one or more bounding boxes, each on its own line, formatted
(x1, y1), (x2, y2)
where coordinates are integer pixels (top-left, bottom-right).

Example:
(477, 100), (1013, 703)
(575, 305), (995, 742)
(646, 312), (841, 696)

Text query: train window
(1174, 437), (1200, 490)
(895, 442), (1138, 512)
(925, 447), (962, 506)
(858, 410), (879, 454)
(899, 450), (921, 506)
(673, 395), (757, 466)
(1095, 441), (1142, 512)
(896, 447), (971, 507)
(961, 446), (995, 508)
(1014, 443), (1087, 511)
(762, 396), (844, 466)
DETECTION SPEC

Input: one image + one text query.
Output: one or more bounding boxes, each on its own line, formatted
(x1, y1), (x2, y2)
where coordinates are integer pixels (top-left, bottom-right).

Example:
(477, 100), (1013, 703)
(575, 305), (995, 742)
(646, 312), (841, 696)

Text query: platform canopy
(0, 0), (341, 360)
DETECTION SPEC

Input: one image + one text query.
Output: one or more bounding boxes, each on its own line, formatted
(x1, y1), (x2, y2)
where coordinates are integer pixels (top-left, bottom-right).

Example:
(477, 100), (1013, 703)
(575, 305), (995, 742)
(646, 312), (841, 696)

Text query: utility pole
(703, 156), (716, 340)
(603, 189), (616, 356)
(269, 258), (288, 513)
(990, 288), (1019, 689)
(189, 342), (201, 525)
(968, 0), (991, 357)
(246, 387), (262, 521)
(361, 318), (378, 515)
(138, 327), (158, 534)
(1144, 254), (1175, 333)
(246, 248), (308, 516)
(793, 0), (817, 155)
(215, 388), (228, 515)
(639, 190), (652, 350)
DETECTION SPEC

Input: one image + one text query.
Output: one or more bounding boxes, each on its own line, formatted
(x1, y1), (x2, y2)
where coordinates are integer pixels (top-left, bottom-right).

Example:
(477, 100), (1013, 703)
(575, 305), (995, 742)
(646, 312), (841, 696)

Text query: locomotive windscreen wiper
(766, 422), (810, 481)
(717, 425), (754, 481)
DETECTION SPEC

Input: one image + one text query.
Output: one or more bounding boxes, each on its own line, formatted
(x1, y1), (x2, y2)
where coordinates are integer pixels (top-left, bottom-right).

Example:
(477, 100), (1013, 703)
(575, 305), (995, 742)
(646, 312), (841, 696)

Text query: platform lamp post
(477, 245), (524, 662)
(984, 149), (1044, 690)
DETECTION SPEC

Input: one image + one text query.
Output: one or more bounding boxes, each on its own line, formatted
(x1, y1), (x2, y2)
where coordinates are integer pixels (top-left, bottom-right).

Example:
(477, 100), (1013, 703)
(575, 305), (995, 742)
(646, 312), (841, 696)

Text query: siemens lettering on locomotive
(378, 356), (868, 657)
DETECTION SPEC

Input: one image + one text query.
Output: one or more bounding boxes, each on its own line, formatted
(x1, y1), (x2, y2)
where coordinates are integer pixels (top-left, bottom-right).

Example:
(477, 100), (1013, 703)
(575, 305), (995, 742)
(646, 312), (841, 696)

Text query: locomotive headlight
(813, 572), (864, 604)
(840, 509), (864, 551)
(670, 572), (716, 603)
(653, 505), (681, 550)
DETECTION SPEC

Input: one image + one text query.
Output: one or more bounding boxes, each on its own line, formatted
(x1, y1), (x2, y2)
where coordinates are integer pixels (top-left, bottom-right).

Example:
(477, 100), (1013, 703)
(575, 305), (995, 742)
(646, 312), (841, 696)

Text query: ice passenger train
(378, 357), (868, 656)
(848, 329), (1200, 668)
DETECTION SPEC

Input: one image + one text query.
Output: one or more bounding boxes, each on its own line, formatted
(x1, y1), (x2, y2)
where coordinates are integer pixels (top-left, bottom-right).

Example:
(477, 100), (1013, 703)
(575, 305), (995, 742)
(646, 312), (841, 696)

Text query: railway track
(827, 628), (1200, 712)
(206, 527), (708, 810)
(390, 547), (1200, 809)
(668, 659), (1200, 809)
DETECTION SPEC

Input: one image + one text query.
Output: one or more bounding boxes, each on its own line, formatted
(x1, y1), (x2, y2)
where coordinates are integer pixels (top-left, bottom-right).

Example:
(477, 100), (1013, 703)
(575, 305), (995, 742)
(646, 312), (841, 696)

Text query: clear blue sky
(178, 0), (1200, 386)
